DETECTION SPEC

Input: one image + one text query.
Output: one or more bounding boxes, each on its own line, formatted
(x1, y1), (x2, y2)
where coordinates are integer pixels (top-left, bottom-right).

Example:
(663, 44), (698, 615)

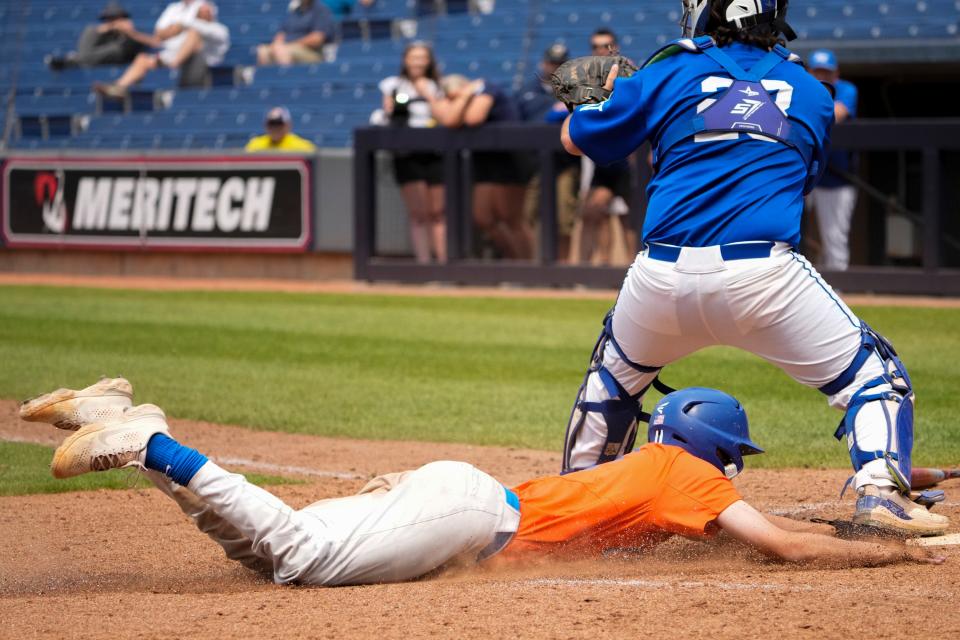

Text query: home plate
(907, 533), (960, 547)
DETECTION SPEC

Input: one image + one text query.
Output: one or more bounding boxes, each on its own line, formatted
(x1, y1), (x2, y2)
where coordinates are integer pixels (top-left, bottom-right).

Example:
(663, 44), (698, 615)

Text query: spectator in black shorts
(575, 28), (635, 265)
(434, 74), (534, 260)
(375, 42), (446, 263)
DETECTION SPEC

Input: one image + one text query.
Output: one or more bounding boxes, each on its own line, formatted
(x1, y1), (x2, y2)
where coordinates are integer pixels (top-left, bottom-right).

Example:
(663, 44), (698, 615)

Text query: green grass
(0, 440), (297, 496)
(0, 284), (958, 475)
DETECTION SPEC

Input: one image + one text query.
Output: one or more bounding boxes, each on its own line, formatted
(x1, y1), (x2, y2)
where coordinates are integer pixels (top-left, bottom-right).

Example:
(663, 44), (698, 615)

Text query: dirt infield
(1, 272), (959, 307)
(2, 400), (959, 639)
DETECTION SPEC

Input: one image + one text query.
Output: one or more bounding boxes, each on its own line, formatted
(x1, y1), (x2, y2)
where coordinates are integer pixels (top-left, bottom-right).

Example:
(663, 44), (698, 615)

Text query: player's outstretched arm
(716, 500), (945, 567)
(762, 513), (835, 535)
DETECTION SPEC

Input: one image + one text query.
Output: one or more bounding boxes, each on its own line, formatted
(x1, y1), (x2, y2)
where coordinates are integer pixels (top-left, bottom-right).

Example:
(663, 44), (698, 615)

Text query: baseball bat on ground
(911, 467), (960, 489)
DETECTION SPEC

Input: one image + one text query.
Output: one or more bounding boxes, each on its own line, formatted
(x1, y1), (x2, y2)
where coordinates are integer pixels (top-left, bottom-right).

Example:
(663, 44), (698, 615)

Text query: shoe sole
(50, 408), (167, 479)
(853, 511), (950, 537)
(51, 422), (108, 479)
(20, 379), (132, 430)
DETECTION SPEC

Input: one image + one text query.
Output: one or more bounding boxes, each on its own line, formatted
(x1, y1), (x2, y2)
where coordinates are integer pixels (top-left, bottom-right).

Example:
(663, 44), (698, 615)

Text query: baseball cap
(98, 1), (131, 20)
(544, 43), (569, 64)
(808, 49), (838, 71)
(265, 106), (292, 125)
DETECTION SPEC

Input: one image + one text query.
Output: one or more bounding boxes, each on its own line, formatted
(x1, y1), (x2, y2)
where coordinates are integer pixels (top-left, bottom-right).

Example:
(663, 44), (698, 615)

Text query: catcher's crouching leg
(562, 310), (662, 473)
(823, 323), (949, 535)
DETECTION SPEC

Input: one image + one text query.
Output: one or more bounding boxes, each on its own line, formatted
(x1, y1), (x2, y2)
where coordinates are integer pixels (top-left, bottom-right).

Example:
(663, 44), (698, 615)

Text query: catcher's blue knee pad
(822, 323), (914, 492)
(561, 310), (661, 473)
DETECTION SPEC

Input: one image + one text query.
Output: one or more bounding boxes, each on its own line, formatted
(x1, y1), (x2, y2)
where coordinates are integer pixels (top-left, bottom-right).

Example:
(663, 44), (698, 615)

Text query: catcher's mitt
(550, 55), (638, 111)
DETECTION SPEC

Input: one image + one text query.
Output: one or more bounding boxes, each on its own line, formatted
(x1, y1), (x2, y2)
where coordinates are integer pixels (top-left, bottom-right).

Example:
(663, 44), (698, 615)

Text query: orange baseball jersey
(502, 443), (742, 558)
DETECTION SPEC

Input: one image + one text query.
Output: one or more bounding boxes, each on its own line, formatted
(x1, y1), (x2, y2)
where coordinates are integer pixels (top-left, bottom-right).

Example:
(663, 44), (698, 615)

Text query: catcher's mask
(680, 0), (796, 41)
(648, 387), (764, 479)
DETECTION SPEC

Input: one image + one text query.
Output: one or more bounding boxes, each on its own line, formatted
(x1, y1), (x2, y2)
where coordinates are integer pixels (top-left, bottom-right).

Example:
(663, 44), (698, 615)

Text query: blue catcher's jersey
(568, 41), (835, 247)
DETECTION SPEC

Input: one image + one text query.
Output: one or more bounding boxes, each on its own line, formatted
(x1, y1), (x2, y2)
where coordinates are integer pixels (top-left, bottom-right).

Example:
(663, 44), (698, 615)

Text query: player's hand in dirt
(901, 546), (946, 565)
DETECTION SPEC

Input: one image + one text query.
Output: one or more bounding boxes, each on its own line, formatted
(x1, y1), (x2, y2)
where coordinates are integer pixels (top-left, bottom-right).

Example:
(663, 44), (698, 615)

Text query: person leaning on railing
(432, 74), (535, 261)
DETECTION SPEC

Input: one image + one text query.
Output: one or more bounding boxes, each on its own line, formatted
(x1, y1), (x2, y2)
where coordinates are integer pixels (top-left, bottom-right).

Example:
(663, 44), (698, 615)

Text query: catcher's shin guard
(824, 324), (914, 493)
(561, 310), (663, 473)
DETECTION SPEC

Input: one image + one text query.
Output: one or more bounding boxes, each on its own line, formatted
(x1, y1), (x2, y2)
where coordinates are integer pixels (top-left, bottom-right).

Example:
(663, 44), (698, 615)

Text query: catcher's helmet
(648, 387), (764, 478)
(680, 0), (797, 41)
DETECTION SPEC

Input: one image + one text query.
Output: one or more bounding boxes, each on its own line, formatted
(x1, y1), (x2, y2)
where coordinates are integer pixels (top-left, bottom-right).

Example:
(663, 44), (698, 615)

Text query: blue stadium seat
(6, 0), (960, 150)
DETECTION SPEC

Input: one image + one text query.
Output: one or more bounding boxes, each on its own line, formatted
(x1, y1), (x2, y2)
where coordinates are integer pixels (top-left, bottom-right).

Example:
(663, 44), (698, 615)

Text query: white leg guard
(562, 312), (662, 472)
(825, 326), (914, 494)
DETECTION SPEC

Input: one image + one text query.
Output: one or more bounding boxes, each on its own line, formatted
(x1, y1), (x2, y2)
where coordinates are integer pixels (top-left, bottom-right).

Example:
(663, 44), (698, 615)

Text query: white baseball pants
(810, 185), (857, 271)
(147, 460), (519, 586)
(567, 243), (899, 490)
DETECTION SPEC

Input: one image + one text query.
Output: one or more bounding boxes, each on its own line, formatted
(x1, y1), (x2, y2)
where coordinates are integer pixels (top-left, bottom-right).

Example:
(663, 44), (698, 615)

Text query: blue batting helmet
(680, 0), (796, 40)
(648, 387), (764, 478)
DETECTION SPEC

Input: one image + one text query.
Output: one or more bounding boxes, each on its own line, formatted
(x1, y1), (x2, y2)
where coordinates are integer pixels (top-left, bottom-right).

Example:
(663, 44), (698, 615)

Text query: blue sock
(144, 433), (208, 486)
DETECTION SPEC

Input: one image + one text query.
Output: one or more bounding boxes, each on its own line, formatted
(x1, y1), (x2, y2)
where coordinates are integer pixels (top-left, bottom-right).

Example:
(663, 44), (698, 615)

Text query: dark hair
(591, 27), (618, 44)
(399, 41), (440, 82)
(706, 4), (783, 49)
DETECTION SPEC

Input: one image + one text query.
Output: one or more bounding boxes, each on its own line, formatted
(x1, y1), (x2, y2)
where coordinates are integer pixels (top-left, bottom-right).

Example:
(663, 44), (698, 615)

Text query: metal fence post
(538, 149), (557, 264)
(922, 146), (941, 272)
(352, 130), (375, 281)
(443, 147), (462, 261)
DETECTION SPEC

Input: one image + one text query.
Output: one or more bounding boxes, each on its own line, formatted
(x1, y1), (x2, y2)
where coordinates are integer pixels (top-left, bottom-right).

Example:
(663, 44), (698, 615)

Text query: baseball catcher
(21, 378), (943, 587)
(556, 0), (948, 537)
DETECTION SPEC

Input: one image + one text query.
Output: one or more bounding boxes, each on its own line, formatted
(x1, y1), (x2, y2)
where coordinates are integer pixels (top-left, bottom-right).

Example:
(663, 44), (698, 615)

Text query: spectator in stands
(93, 1), (229, 95)
(374, 42), (447, 264)
(256, 0), (335, 67)
(245, 106), (317, 152)
(323, 0), (376, 17)
(46, 2), (145, 71)
(434, 74), (534, 260)
(516, 43), (569, 122)
(573, 27), (634, 266)
(807, 49), (859, 271)
(517, 43), (579, 260)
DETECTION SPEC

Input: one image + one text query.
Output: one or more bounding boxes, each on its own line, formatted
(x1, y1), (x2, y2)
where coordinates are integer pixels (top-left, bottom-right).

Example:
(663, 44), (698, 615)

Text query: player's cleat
(852, 485), (950, 537)
(50, 404), (168, 479)
(20, 377), (133, 430)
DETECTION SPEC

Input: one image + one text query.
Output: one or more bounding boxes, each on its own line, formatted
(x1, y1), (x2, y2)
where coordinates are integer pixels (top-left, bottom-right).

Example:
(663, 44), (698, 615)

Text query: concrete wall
(313, 148), (412, 256)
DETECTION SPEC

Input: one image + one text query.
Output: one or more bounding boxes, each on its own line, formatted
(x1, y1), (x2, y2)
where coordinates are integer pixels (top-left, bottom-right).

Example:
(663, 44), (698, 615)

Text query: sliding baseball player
(21, 378), (942, 586)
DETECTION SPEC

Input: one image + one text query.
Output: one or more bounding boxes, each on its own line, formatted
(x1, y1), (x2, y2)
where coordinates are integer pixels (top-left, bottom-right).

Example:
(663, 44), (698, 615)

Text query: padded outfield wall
(2, 121), (960, 294)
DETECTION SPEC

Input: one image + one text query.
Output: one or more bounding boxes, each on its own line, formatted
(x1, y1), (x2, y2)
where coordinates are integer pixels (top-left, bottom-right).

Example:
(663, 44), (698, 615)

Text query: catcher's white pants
(148, 460), (519, 586)
(810, 185), (857, 271)
(567, 243), (896, 490)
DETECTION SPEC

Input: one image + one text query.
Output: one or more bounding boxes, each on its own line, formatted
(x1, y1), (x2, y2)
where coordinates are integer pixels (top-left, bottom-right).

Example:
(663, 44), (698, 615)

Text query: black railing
(353, 121), (960, 294)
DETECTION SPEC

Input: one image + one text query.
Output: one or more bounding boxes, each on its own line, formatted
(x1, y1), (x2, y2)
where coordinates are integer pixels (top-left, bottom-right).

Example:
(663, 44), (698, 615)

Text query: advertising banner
(1, 156), (311, 251)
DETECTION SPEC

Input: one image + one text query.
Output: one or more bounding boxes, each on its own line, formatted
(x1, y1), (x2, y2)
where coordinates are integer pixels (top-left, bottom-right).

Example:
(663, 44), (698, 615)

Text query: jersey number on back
(695, 77), (794, 143)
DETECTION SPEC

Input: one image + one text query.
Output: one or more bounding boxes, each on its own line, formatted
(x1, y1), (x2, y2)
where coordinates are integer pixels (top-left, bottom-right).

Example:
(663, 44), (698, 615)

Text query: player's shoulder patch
(642, 38), (701, 68)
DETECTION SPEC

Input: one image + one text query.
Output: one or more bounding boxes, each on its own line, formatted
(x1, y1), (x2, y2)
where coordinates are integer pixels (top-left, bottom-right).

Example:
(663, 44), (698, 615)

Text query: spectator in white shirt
(94, 0), (229, 96)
